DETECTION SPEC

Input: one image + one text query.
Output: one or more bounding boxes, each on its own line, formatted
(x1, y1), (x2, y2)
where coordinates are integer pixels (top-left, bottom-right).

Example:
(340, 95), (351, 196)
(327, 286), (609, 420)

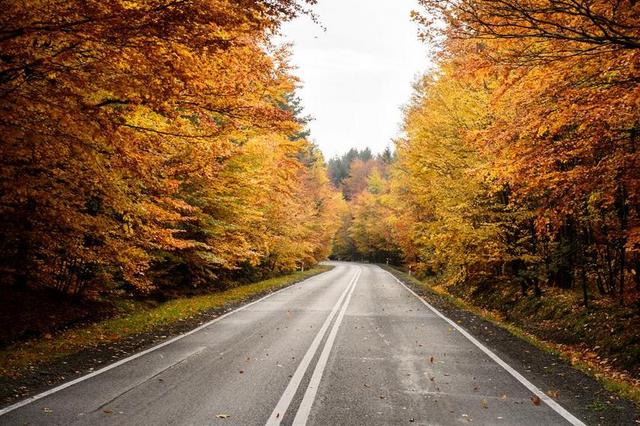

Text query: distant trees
(0, 0), (339, 297)
(327, 147), (373, 190)
(328, 148), (401, 263)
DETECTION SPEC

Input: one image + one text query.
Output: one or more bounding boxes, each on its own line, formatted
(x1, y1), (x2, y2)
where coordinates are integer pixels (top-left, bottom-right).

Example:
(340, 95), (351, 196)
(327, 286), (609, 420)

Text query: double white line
(266, 268), (361, 426)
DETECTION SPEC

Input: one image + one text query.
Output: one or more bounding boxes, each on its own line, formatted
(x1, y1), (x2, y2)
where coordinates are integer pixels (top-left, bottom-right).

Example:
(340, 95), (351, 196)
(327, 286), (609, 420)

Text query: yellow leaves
(386, 63), (499, 271)
(122, 223), (134, 236)
(536, 125), (548, 138)
(121, 213), (136, 236)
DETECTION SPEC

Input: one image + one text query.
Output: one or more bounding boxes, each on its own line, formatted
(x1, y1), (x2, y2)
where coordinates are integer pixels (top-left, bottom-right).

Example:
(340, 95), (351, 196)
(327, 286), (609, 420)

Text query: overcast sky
(279, 0), (432, 159)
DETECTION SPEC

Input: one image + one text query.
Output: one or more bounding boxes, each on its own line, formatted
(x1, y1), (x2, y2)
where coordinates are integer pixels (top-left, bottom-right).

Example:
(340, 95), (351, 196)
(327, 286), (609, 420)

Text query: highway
(0, 262), (585, 425)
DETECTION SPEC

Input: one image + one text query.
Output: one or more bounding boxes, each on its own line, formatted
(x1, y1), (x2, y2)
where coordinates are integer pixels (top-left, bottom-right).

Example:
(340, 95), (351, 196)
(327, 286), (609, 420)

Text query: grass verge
(383, 265), (640, 407)
(0, 265), (332, 378)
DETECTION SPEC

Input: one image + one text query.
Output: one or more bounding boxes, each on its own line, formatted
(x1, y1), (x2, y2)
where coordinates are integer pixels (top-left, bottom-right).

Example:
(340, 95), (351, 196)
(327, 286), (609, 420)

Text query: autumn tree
(0, 0), (338, 297)
(400, 0), (640, 305)
(390, 65), (504, 281)
(327, 147), (373, 189)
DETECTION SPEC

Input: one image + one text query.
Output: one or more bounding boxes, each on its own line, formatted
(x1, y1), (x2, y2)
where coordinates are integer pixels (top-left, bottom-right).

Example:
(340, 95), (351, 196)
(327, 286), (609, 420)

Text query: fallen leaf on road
(481, 399), (488, 409)
(430, 356), (434, 363)
(216, 414), (231, 419)
(43, 407), (52, 413)
(103, 409), (113, 414)
(547, 390), (560, 399)
(531, 395), (541, 406)
(501, 394), (507, 400)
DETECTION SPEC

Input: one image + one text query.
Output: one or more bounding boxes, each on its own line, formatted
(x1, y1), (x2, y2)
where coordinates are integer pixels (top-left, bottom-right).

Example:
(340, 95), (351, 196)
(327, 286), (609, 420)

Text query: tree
(390, 0), (640, 305)
(390, 65), (502, 280)
(0, 0), (337, 297)
(415, 0), (640, 60)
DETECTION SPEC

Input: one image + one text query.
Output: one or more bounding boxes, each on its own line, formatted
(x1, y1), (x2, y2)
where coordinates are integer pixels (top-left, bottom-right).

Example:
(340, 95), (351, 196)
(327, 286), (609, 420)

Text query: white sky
(279, 0), (432, 159)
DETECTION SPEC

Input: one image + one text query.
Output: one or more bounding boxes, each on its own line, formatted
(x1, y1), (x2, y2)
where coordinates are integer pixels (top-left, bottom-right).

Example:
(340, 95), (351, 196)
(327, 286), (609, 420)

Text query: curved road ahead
(0, 262), (585, 425)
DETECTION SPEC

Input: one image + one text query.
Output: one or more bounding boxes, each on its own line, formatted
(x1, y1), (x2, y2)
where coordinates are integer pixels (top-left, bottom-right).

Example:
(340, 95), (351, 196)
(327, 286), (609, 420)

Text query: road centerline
(291, 267), (360, 426)
(265, 268), (361, 426)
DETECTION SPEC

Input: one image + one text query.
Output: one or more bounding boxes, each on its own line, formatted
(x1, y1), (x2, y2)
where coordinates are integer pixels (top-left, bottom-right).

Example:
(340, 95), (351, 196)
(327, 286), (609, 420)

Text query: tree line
(0, 0), (341, 298)
(333, 0), (640, 308)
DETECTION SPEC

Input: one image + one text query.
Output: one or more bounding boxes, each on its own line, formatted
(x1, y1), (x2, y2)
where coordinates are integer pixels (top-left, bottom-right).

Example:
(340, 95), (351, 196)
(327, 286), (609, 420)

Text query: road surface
(0, 262), (585, 425)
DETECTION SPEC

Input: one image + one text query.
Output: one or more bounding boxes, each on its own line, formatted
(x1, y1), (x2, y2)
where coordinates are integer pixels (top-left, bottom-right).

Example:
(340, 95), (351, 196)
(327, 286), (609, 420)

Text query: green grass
(382, 265), (640, 407)
(0, 266), (332, 377)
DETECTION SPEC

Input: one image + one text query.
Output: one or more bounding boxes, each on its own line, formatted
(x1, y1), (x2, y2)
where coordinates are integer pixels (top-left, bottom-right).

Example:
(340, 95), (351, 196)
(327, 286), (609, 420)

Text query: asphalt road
(0, 262), (586, 425)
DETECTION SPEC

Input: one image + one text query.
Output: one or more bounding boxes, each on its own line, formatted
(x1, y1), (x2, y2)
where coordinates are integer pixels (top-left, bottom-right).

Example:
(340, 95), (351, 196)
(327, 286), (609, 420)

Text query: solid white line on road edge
(265, 268), (361, 426)
(384, 268), (586, 426)
(0, 268), (340, 417)
(292, 267), (360, 426)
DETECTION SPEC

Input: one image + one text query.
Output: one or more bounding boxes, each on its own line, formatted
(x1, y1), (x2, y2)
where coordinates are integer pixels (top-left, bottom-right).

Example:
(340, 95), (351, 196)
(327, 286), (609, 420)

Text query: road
(0, 262), (585, 425)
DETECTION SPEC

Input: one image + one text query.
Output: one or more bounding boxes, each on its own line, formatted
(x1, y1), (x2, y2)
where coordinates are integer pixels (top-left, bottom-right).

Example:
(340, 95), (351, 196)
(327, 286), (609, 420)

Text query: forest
(0, 0), (341, 299)
(0, 0), (639, 393)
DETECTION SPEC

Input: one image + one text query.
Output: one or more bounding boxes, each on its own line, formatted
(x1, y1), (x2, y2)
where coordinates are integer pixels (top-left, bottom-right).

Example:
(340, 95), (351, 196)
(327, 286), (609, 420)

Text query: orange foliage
(0, 0), (338, 295)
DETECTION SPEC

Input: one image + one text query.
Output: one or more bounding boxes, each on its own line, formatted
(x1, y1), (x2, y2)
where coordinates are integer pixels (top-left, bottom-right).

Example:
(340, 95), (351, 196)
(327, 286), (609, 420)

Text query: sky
(279, 0), (432, 159)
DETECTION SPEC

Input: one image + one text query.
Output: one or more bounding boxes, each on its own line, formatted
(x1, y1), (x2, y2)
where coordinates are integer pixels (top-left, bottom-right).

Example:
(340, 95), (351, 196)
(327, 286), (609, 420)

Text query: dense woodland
(1, 0), (639, 375)
(0, 0), (342, 299)
(333, 0), (640, 308)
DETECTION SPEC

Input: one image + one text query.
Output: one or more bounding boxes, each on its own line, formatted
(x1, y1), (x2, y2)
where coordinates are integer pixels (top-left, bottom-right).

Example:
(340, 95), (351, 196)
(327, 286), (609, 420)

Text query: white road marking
(0, 269), (337, 417)
(265, 268), (361, 426)
(292, 267), (360, 425)
(384, 267), (586, 426)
